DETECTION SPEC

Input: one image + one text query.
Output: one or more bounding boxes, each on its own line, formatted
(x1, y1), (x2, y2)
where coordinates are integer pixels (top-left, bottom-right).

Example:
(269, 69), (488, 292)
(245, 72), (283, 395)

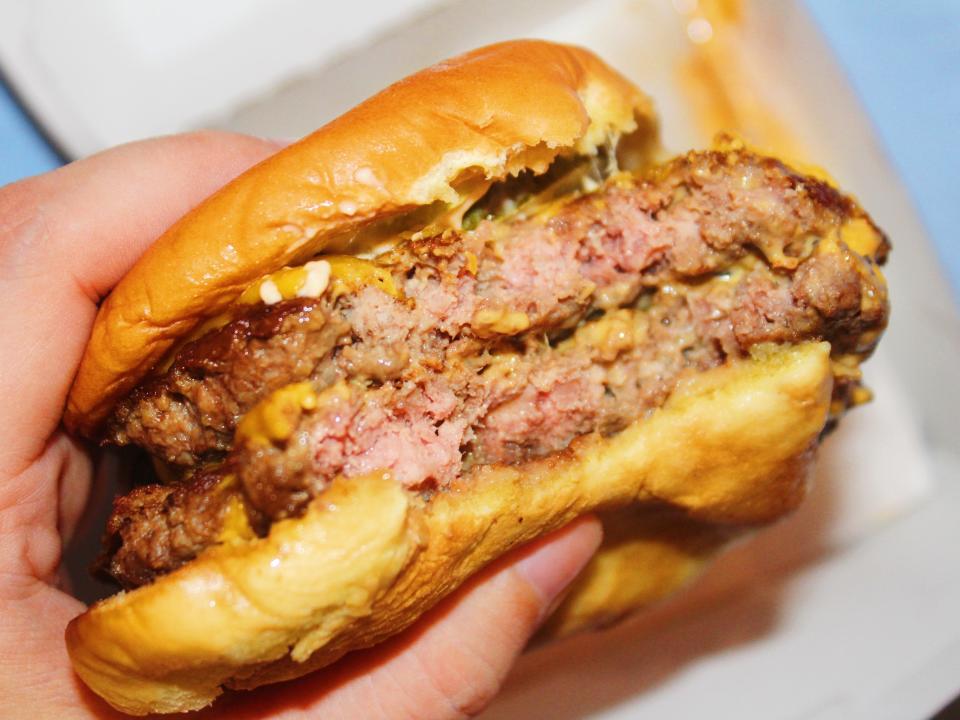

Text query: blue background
(1, 2), (958, 297)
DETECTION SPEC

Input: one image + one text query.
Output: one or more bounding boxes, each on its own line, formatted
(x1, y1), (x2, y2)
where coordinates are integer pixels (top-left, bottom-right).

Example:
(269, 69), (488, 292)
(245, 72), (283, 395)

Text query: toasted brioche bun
(64, 39), (658, 436)
(67, 342), (832, 715)
(63, 40), (854, 716)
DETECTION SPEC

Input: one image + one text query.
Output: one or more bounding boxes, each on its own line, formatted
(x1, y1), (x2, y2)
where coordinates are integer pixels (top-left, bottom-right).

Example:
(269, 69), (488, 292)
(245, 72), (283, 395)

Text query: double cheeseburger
(63, 41), (890, 714)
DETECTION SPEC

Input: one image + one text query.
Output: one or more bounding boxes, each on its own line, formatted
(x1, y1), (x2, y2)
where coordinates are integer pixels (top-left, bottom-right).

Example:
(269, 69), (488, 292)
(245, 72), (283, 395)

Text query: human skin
(0, 131), (602, 720)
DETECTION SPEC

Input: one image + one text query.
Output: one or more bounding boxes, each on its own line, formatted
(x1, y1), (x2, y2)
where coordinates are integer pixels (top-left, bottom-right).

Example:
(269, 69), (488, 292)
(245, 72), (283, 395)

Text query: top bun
(65, 40), (659, 435)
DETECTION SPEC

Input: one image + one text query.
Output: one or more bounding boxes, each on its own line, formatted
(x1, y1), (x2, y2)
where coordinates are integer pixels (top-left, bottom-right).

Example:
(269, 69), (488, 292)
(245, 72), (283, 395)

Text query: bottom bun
(538, 505), (738, 641)
(66, 342), (831, 715)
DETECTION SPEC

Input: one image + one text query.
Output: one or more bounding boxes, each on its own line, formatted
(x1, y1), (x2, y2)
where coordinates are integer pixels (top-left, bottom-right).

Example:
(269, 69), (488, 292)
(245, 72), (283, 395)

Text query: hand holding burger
(0, 130), (602, 720)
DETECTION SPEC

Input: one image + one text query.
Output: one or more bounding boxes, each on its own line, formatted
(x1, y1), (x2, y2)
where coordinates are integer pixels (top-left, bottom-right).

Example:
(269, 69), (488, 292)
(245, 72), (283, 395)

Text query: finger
(0, 518), (600, 720)
(217, 516), (603, 720)
(0, 131), (282, 479)
(0, 579), (125, 719)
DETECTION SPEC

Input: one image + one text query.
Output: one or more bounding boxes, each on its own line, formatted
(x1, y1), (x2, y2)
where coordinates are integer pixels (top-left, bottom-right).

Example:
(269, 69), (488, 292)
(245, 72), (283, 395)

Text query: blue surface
(805, 0), (960, 297)
(0, 3), (958, 295)
(0, 81), (61, 184)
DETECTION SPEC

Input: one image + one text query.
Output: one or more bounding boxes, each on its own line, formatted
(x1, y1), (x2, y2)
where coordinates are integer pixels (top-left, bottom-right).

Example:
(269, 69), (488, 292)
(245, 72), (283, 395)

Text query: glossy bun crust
(67, 343), (833, 715)
(64, 39), (656, 436)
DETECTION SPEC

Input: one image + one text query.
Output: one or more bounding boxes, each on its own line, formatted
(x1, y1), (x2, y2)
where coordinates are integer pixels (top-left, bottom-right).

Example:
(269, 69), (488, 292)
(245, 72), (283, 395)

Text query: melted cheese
(562, 308), (636, 362)
(840, 217), (883, 257)
(830, 354), (864, 381)
(237, 255), (402, 309)
(240, 260), (335, 305)
(217, 492), (255, 545)
(471, 307), (531, 337)
(325, 256), (402, 300)
(236, 382), (319, 445)
(464, 251), (479, 276)
(479, 351), (523, 382)
(236, 381), (354, 446)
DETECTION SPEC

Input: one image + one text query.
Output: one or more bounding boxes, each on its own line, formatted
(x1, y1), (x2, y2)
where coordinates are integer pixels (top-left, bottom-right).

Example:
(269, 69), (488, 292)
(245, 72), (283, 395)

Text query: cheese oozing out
(251, 260), (333, 306)
(240, 255), (401, 308)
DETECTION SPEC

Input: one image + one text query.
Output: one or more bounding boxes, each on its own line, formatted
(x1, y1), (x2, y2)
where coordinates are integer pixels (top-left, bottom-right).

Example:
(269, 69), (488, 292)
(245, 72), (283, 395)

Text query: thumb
(220, 516), (603, 720)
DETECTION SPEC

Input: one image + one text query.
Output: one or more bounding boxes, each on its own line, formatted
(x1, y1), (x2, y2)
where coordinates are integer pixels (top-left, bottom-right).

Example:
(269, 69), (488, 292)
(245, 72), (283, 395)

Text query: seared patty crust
(98, 147), (889, 588)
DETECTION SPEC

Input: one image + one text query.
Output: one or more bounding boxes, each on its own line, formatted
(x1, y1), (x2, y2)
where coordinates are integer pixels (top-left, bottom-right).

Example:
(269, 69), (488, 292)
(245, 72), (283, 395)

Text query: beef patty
(97, 147), (890, 589)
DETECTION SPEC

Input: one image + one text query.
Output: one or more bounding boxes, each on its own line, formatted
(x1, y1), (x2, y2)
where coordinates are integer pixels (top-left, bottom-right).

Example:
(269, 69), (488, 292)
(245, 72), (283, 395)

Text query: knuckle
(0, 177), (52, 278)
(404, 632), (507, 720)
(448, 664), (502, 718)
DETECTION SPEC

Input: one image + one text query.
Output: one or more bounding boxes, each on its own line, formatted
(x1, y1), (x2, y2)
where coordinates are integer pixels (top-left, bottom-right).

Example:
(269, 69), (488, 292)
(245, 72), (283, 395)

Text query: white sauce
(296, 260), (332, 298)
(259, 278), (283, 305)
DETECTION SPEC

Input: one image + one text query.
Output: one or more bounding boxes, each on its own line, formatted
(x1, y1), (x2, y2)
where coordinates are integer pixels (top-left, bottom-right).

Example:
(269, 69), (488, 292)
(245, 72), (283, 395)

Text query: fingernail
(514, 517), (603, 620)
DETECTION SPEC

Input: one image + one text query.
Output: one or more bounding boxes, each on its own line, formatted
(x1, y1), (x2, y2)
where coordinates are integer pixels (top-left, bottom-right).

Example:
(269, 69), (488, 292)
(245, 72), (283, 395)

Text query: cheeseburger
(63, 40), (890, 714)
